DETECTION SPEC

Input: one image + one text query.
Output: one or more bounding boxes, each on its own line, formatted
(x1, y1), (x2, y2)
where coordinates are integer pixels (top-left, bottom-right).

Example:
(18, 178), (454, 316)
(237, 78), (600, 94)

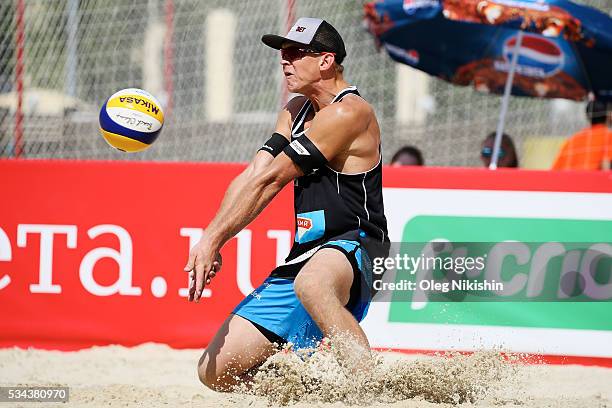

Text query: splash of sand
(234, 339), (517, 406)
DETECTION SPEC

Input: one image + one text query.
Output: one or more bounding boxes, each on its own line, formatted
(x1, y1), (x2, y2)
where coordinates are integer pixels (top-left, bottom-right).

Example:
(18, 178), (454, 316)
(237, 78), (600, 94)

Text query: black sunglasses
(481, 146), (505, 158)
(280, 47), (334, 61)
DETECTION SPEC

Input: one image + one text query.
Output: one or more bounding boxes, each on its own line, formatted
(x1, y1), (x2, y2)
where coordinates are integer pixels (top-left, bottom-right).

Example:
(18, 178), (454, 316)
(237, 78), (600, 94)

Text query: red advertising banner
(1, 160), (293, 350)
(1, 160), (610, 351)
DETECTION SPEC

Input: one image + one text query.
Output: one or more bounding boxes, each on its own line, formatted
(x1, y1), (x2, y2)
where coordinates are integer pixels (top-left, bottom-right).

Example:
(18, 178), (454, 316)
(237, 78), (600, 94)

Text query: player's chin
(285, 78), (301, 93)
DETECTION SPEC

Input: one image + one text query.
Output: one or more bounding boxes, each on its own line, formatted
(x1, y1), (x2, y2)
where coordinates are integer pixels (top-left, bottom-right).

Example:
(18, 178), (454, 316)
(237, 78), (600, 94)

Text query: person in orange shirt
(552, 100), (611, 170)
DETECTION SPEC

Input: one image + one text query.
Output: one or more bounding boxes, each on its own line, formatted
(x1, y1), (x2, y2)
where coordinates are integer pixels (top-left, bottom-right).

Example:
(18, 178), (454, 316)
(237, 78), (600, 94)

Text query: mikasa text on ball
(99, 88), (164, 152)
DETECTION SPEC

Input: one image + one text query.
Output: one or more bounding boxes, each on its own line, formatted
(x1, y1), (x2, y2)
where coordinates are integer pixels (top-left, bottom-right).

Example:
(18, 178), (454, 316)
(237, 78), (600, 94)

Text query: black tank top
(284, 86), (389, 264)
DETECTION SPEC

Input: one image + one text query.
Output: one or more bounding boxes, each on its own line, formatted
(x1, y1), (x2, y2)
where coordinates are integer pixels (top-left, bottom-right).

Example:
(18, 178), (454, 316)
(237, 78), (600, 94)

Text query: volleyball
(99, 88), (164, 152)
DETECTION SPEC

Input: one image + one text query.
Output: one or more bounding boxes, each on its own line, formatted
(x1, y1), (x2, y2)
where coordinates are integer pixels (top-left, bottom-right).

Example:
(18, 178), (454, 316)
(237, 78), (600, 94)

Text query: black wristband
(282, 135), (328, 174)
(258, 132), (290, 157)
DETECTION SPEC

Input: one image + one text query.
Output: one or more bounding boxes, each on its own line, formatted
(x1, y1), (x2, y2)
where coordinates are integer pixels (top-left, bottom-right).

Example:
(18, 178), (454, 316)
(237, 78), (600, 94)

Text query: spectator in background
(551, 100), (611, 170)
(390, 145), (424, 166)
(480, 132), (519, 168)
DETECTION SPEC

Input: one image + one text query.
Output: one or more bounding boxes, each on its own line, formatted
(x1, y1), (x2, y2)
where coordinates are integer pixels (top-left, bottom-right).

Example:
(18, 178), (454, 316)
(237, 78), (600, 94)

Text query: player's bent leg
(293, 248), (371, 353)
(197, 314), (278, 392)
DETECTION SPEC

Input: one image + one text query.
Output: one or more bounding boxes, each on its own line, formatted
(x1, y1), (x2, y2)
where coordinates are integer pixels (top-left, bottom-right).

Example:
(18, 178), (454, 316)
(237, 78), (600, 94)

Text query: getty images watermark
(367, 241), (612, 303)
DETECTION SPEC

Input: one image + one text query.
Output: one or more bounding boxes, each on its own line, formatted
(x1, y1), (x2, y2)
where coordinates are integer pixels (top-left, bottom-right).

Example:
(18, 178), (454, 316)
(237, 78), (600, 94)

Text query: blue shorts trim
(232, 239), (372, 349)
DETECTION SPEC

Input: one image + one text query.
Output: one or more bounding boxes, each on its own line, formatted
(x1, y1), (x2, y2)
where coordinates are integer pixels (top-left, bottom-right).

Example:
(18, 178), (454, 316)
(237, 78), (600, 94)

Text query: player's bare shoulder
(319, 93), (373, 133)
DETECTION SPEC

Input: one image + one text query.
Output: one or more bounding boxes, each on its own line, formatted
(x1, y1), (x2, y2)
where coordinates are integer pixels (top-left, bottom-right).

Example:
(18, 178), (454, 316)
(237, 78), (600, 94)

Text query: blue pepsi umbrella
(364, 0), (612, 168)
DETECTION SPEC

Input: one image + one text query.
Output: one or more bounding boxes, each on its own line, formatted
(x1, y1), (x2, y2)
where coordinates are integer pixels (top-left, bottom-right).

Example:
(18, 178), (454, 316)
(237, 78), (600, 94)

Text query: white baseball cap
(262, 17), (347, 63)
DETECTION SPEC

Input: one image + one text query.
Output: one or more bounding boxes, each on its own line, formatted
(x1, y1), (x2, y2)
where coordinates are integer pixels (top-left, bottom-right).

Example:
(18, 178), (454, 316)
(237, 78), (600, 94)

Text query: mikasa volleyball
(99, 88), (164, 152)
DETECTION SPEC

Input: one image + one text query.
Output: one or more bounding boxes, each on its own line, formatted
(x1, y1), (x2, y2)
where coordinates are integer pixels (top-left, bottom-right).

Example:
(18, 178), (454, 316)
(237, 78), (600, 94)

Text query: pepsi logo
(502, 34), (564, 78)
(406, 49), (420, 64)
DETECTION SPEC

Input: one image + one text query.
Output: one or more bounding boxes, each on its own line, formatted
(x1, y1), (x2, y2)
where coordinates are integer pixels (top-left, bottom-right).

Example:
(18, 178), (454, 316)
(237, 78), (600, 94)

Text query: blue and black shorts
(232, 230), (375, 349)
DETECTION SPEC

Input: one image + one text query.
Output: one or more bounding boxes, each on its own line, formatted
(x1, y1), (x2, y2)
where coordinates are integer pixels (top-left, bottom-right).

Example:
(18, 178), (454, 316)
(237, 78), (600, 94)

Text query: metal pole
(489, 30), (523, 170)
(65, 0), (78, 97)
(164, 0), (174, 117)
(14, 0), (25, 158)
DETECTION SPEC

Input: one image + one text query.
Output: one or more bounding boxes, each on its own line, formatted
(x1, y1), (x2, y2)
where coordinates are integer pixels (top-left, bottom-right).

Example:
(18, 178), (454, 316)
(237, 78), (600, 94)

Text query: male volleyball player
(184, 17), (389, 391)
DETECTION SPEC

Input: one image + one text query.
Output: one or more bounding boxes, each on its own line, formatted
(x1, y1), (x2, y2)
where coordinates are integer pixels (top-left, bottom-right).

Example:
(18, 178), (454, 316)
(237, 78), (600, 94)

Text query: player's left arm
(187, 102), (364, 302)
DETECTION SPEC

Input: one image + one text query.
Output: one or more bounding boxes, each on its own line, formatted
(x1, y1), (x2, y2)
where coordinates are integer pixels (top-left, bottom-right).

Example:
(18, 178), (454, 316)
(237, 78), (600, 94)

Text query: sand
(1, 343), (611, 408)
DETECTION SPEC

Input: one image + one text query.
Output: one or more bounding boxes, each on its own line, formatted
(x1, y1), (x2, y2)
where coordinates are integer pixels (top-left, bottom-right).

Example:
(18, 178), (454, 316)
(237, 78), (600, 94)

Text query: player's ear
(319, 53), (336, 71)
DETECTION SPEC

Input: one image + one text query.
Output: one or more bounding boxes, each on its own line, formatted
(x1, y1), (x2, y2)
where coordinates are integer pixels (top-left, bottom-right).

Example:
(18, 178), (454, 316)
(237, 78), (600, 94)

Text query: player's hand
(184, 237), (223, 302)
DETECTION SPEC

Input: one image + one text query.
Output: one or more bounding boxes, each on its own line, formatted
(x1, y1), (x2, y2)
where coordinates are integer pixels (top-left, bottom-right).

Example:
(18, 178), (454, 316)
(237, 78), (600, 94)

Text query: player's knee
(294, 271), (325, 306)
(197, 353), (231, 392)
(196, 355), (217, 390)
